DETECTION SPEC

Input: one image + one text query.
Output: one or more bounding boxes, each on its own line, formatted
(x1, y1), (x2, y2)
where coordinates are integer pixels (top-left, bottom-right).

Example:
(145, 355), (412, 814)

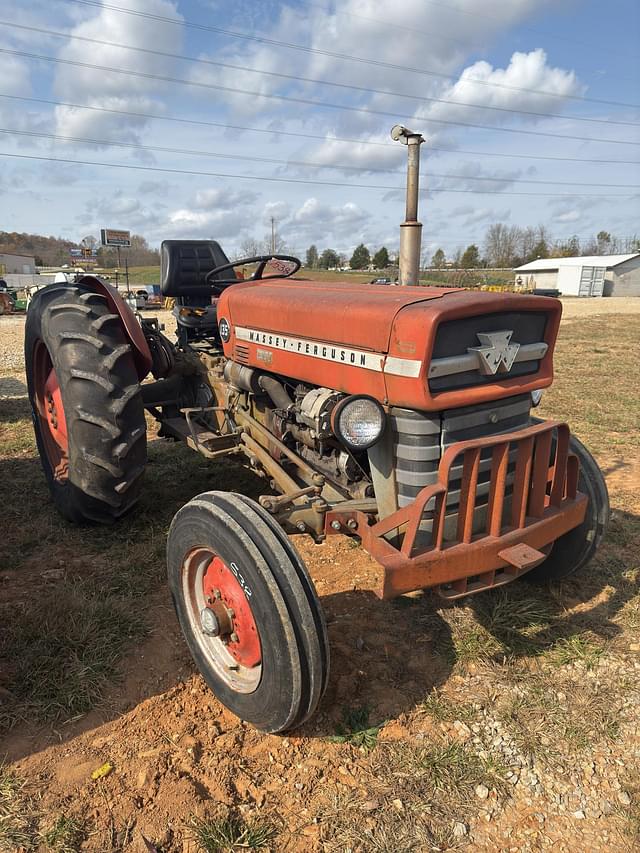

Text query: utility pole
(391, 124), (425, 286)
(271, 217), (276, 254)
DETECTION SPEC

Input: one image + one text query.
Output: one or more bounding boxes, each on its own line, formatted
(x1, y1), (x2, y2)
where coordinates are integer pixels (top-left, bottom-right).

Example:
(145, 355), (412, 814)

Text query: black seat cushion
(160, 240), (235, 296)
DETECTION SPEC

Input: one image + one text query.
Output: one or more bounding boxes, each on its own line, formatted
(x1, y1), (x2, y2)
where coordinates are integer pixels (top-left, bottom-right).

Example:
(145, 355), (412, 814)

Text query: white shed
(514, 253), (640, 297)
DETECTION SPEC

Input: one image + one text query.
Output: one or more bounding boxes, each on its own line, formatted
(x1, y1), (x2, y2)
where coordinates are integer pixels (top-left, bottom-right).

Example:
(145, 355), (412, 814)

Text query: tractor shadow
(1, 442), (638, 757)
(0, 376), (30, 425)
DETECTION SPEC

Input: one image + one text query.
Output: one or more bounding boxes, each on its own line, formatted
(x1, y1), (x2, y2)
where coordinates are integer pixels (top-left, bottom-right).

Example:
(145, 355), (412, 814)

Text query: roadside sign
(101, 228), (131, 248)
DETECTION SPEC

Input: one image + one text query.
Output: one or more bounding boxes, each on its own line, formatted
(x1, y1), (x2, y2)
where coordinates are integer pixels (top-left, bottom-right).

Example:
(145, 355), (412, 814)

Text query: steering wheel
(204, 254), (301, 294)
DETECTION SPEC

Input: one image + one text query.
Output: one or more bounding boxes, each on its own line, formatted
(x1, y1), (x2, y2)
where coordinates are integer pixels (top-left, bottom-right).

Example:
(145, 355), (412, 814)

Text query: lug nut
(347, 519), (358, 530)
(330, 520), (341, 531)
(296, 520), (306, 532)
(230, 632), (239, 643)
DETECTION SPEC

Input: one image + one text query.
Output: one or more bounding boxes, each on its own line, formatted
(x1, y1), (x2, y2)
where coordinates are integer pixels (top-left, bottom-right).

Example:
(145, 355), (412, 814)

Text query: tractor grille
(429, 311), (548, 392)
(392, 395), (532, 520)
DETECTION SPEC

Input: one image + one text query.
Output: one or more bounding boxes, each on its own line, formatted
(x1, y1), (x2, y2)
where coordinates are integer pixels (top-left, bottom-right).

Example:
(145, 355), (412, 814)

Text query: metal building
(514, 253), (640, 297)
(0, 252), (36, 275)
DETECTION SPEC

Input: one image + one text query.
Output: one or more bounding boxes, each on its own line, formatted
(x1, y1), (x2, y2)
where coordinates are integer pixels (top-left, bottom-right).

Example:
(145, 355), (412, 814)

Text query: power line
(0, 151), (633, 197)
(64, 0), (640, 111)
(3, 48), (640, 148)
(2, 20), (637, 129)
(302, 0), (630, 59)
(1, 93), (639, 167)
(2, 126), (638, 189)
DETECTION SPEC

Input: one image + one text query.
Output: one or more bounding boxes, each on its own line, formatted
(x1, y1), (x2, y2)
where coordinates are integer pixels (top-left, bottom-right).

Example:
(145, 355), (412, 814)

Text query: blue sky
(0, 0), (638, 259)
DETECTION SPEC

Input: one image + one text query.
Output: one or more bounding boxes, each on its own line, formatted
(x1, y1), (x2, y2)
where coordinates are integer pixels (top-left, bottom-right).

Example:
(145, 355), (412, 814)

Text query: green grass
(329, 706), (384, 751)
(190, 814), (276, 852)
(450, 622), (502, 664)
(117, 265), (160, 286)
(40, 815), (85, 853)
(0, 429), (263, 729)
(548, 634), (606, 669)
(488, 666), (623, 763)
(317, 736), (508, 853)
(0, 765), (33, 852)
(538, 314), (640, 455)
(0, 580), (148, 728)
(401, 741), (507, 796)
(619, 766), (640, 847)
(419, 690), (476, 723)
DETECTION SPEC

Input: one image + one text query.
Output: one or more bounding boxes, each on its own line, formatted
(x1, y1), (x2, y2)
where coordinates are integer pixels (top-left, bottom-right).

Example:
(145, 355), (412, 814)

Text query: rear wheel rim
(182, 547), (262, 693)
(32, 340), (69, 481)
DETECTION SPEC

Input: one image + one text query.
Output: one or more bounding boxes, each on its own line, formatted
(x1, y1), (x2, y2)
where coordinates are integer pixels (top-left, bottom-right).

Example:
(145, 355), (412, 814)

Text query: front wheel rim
(32, 340), (69, 481)
(182, 547), (262, 694)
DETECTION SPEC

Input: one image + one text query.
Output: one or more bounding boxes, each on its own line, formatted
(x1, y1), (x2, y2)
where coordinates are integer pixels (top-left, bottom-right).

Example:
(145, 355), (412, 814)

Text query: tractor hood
(217, 279), (561, 411)
(218, 279), (456, 353)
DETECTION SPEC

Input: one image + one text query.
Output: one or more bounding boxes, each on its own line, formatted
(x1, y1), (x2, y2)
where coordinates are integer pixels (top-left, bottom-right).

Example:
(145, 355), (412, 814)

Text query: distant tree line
(429, 225), (640, 270)
(304, 243), (392, 270)
(0, 231), (160, 267)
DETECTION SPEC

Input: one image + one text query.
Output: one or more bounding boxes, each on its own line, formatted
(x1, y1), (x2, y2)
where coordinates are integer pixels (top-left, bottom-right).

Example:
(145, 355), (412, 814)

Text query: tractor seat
(161, 239), (236, 297)
(173, 303), (218, 329)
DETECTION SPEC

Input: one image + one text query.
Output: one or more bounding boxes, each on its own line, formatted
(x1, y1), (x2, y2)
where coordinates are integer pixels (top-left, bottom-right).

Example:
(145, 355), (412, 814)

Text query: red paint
(202, 556), (261, 668)
(43, 367), (68, 452)
(32, 341), (69, 481)
(217, 279), (561, 411)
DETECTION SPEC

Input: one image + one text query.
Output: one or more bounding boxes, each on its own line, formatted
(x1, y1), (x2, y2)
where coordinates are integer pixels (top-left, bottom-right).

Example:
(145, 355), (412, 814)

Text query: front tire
(25, 283), (147, 523)
(524, 435), (609, 583)
(167, 492), (329, 733)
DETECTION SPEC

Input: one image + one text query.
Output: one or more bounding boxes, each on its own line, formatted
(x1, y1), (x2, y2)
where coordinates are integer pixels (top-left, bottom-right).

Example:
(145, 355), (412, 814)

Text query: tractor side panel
(216, 279), (454, 400)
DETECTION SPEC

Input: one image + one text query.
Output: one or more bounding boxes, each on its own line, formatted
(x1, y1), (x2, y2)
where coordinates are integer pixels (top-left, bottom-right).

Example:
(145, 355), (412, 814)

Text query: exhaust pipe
(391, 125), (425, 287)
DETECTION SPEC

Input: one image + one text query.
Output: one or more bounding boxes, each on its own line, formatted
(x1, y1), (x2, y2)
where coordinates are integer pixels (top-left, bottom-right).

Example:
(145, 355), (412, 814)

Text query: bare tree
(239, 237), (262, 257)
(261, 233), (288, 254)
(484, 223), (520, 267)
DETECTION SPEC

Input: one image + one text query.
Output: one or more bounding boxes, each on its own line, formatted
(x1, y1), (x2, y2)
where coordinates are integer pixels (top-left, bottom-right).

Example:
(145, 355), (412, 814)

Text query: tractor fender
(76, 275), (152, 380)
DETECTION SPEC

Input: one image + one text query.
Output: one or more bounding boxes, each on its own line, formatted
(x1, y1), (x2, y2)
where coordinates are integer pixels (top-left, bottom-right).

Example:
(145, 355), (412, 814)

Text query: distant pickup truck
(370, 277), (394, 285)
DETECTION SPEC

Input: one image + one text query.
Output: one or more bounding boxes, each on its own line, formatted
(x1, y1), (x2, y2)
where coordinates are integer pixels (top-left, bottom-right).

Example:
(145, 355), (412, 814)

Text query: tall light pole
(391, 125), (425, 286)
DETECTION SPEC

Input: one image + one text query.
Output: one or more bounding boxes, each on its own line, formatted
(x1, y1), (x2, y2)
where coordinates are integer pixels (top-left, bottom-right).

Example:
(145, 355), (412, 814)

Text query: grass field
(0, 302), (638, 851)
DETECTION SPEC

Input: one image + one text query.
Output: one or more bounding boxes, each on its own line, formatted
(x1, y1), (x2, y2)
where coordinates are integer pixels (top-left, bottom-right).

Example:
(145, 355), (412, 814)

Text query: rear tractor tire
(167, 491), (329, 733)
(525, 435), (609, 583)
(25, 283), (147, 523)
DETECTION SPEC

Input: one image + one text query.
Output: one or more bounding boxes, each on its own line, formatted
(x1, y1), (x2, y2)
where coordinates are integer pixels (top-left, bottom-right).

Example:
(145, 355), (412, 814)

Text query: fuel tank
(216, 279), (561, 412)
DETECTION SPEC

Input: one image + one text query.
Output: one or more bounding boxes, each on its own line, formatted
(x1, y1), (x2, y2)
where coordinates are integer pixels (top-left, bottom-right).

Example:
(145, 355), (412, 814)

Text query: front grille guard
(326, 420), (587, 599)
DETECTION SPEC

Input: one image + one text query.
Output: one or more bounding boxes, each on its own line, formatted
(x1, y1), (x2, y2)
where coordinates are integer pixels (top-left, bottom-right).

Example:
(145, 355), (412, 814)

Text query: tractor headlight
(531, 389), (543, 407)
(331, 395), (386, 451)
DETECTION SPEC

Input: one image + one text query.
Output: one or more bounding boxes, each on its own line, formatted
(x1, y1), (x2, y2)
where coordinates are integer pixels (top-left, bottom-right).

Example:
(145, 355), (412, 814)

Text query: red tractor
(25, 241), (608, 733)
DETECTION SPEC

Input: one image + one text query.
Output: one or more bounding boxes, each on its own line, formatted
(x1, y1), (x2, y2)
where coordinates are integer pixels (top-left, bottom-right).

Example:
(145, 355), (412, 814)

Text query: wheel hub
(33, 341), (69, 480)
(43, 368), (68, 450)
(202, 556), (261, 668)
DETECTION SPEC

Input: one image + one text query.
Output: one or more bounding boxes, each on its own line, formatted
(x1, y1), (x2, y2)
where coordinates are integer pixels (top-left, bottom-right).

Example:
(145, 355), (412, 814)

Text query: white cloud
(193, 187), (258, 210)
(421, 49), (581, 132)
(53, 0), (184, 143)
(0, 54), (31, 95)
(554, 209), (581, 223)
(431, 160), (522, 193)
(281, 196), (373, 250)
(262, 200), (291, 222)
